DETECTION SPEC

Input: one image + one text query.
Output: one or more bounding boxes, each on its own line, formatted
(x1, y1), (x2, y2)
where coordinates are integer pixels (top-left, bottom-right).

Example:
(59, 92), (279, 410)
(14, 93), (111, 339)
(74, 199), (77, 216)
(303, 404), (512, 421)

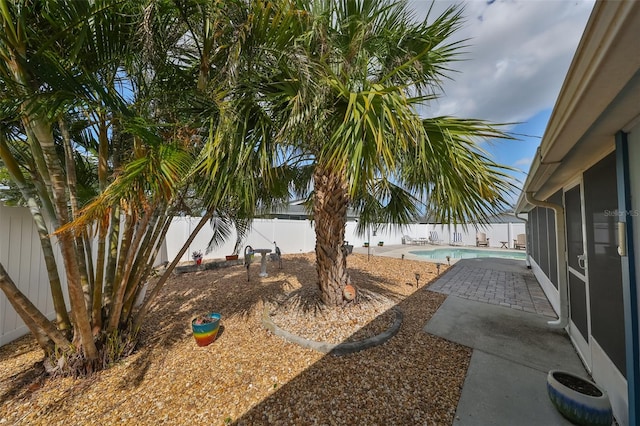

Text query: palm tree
(0, 0), (233, 373)
(0, 0), (124, 362)
(0, 0), (515, 375)
(198, 0), (515, 306)
(0, 0), (290, 374)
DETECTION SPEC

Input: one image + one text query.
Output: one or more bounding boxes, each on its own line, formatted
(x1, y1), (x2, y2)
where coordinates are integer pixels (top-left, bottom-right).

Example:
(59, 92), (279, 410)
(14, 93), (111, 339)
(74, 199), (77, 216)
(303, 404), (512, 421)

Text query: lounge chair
(451, 232), (463, 246)
(476, 232), (489, 247)
(403, 235), (418, 245)
(514, 234), (526, 250)
(429, 231), (443, 245)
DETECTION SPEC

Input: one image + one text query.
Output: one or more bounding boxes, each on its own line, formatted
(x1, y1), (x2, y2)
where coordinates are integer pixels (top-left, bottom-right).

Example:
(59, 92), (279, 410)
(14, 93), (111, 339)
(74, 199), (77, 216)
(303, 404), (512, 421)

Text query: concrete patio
(425, 258), (588, 425)
(356, 246), (593, 425)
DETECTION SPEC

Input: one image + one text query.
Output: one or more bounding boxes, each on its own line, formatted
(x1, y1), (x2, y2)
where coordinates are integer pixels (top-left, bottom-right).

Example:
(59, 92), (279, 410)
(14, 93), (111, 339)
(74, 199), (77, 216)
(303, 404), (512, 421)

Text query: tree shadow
(0, 253), (454, 421)
(231, 275), (469, 425)
(119, 253), (440, 387)
(0, 358), (44, 405)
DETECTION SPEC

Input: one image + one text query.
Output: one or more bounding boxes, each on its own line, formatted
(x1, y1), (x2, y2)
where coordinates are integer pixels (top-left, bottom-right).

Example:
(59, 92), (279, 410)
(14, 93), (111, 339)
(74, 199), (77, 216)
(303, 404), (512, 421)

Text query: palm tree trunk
(313, 167), (351, 306)
(22, 125), (57, 220)
(0, 134), (72, 332)
(98, 112), (109, 189)
(110, 211), (134, 299)
(93, 110), (110, 327)
(59, 117), (93, 311)
(107, 205), (155, 331)
(121, 207), (165, 321)
(103, 206), (121, 307)
(83, 231), (95, 302)
(92, 220), (107, 330)
(26, 117), (99, 361)
(103, 118), (122, 309)
(4, 21), (57, 226)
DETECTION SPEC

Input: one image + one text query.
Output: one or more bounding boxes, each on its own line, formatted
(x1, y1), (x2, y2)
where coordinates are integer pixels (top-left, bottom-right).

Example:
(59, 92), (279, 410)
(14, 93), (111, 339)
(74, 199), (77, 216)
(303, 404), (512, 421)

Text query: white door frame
(564, 179), (592, 370)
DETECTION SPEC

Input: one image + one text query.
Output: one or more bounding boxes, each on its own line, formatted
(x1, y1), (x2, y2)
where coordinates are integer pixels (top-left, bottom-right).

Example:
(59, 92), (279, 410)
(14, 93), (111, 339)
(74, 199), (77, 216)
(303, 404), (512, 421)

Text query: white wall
(425, 223), (526, 248)
(165, 217), (320, 262)
(165, 218), (527, 262)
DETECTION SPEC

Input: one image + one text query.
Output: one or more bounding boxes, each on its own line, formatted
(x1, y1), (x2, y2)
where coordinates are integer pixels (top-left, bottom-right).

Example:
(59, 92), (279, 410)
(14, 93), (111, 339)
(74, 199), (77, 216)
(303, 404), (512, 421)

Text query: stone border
(174, 258), (244, 274)
(262, 306), (403, 356)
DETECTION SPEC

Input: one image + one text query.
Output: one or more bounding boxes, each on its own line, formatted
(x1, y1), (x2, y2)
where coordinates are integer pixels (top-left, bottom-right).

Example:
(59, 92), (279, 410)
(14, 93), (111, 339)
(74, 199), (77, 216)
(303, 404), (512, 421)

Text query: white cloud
(410, 0), (595, 123)
(513, 157), (532, 167)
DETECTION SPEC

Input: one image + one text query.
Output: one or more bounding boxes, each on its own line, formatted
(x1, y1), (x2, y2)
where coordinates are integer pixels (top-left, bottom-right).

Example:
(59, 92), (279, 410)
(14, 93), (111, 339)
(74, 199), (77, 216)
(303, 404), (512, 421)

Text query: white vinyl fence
(0, 204), (70, 346)
(1, 205), (526, 346)
(166, 219), (526, 263)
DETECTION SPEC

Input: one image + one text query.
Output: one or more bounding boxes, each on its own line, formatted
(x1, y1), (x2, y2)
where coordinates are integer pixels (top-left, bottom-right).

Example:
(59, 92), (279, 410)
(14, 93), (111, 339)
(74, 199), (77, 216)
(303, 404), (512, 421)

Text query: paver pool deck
(428, 257), (557, 317)
(354, 244), (554, 316)
(355, 245), (590, 426)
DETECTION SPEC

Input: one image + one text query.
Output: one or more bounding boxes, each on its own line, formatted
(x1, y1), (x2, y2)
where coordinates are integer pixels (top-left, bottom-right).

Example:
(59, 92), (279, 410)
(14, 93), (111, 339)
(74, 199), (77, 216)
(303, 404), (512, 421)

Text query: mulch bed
(0, 253), (471, 425)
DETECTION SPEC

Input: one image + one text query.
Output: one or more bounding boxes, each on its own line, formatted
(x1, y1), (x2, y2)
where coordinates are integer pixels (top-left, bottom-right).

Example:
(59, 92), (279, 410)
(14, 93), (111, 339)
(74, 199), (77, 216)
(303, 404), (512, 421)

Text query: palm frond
(401, 116), (518, 224)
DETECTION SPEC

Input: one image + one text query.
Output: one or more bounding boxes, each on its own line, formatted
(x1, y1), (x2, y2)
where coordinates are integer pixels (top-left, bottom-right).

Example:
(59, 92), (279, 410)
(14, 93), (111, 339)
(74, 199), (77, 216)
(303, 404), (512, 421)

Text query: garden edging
(262, 306), (403, 356)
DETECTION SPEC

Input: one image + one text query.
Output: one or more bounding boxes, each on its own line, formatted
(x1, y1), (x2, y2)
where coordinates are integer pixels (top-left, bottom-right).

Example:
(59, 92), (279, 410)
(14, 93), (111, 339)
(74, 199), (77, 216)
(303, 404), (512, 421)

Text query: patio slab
(452, 350), (575, 425)
(424, 295), (586, 375)
(424, 295), (588, 426)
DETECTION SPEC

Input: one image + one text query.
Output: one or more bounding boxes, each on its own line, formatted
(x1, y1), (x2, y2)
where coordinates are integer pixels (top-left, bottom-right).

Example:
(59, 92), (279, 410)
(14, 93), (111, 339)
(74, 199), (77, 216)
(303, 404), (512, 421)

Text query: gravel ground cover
(0, 253), (471, 425)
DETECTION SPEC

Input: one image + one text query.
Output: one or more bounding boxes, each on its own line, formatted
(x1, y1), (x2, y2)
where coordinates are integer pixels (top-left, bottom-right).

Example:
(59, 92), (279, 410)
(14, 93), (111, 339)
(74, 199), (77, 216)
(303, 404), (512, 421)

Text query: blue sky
(410, 0), (596, 206)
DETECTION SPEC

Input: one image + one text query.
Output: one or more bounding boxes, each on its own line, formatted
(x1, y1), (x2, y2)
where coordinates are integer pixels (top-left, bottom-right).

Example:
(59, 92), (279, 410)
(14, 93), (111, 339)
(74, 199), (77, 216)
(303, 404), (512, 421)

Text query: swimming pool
(410, 248), (527, 261)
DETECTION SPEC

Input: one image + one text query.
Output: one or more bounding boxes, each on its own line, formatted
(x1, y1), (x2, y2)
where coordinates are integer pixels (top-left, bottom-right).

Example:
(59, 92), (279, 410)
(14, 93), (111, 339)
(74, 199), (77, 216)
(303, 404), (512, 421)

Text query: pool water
(410, 248), (527, 261)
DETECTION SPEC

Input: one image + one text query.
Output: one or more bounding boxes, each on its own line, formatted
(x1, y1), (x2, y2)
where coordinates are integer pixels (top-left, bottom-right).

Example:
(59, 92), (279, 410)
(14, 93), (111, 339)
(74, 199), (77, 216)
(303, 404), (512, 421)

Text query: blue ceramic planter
(547, 370), (613, 426)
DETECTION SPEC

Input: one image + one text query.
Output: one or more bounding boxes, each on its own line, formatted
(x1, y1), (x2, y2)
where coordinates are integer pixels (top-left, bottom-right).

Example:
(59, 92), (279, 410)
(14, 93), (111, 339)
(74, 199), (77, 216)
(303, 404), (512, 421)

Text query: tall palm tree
(0, 0), (224, 372)
(0, 0), (516, 375)
(198, 0), (516, 305)
(0, 0), (290, 374)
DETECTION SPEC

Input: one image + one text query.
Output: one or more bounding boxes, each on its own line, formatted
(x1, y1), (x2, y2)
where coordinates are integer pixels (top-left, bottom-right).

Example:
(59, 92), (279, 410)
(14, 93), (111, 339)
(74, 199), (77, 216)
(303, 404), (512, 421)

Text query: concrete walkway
(423, 259), (588, 426)
(352, 246), (593, 424)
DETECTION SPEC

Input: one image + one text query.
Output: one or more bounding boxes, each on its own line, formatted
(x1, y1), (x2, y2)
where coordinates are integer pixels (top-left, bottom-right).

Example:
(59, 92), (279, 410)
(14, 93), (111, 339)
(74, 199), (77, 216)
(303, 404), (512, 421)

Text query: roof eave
(517, 0), (640, 212)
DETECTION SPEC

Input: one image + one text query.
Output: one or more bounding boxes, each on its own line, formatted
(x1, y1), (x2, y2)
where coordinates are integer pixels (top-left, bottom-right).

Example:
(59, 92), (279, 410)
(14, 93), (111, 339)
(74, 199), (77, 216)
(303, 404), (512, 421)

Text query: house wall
(631, 132), (640, 323)
(626, 124), (640, 425)
(584, 153), (626, 375)
(529, 206), (557, 287)
(527, 190), (562, 314)
(582, 153), (629, 425)
(527, 151), (629, 424)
